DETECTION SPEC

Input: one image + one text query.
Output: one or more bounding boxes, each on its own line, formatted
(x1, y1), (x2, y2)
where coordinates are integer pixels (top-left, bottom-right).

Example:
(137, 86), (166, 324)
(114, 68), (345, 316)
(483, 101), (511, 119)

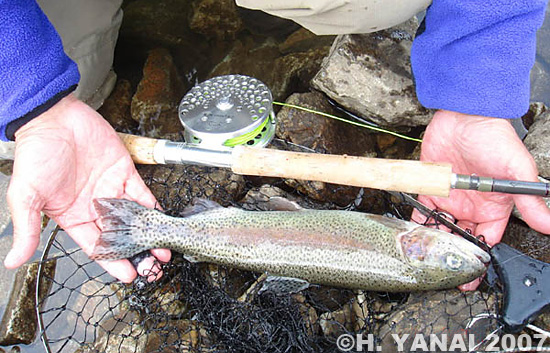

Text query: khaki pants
(236, 0), (432, 35)
(37, 0), (123, 109)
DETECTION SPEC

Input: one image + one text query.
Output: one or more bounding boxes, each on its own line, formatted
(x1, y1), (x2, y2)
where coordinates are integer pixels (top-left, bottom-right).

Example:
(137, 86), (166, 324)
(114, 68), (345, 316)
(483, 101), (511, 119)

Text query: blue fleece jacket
(0, 1), (546, 141)
(412, 0), (548, 119)
(0, 0), (80, 141)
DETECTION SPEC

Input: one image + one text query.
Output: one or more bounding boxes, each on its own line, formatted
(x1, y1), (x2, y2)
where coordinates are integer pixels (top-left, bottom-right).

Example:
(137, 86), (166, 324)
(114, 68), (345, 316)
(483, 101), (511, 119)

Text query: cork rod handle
(117, 133), (453, 197)
(232, 146), (453, 197)
(117, 133), (158, 164)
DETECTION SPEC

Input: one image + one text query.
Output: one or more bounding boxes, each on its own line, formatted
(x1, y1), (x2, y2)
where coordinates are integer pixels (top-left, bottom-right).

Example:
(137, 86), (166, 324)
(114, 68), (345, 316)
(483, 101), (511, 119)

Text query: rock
(523, 106), (550, 178)
(131, 48), (185, 137)
(117, 0), (209, 79)
(0, 173), (11, 236)
(237, 7), (300, 39)
(275, 91), (386, 209)
(276, 92), (376, 156)
(279, 28), (335, 54)
(98, 79), (138, 132)
(270, 47), (331, 100)
(377, 290), (498, 353)
(144, 320), (209, 352)
(190, 0), (243, 40)
(531, 7), (550, 107)
(73, 313), (149, 353)
(522, 102), (547, 130)
(530, 61), (550, 108)
(319, 303), (355, 338)
(501, 218), (550, 264)
(311, 19), (433, 127)
(209, 37), (330, 101)
(137, 164), (246, 214)
(292, 294), (320, 337)
(0, 260), (56, 346)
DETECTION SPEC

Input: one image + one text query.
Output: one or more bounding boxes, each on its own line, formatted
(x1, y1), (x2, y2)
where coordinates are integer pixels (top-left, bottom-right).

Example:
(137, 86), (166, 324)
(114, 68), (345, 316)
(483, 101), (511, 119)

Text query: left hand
(412, 110), (550, 290)
(4, 94), (171, 282)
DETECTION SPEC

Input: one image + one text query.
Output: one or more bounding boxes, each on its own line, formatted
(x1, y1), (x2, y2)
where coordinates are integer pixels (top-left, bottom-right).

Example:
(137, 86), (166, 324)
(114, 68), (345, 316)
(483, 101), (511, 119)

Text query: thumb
(4, 181), (44, 268)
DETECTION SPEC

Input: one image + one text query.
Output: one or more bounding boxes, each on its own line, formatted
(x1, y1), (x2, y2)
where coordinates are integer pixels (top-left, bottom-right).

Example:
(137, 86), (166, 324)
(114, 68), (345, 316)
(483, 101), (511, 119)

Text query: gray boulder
(311, 19), (432, 127)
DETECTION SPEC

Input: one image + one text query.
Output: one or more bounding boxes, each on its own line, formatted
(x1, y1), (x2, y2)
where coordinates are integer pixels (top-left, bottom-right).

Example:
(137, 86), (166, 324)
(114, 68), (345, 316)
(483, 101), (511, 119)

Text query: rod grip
(231, 146), (453, 197)
(117, 133), (159, 165)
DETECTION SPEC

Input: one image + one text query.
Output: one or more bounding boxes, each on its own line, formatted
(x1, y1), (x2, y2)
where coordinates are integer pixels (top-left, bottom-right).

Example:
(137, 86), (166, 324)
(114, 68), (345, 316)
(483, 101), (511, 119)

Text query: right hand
(4, 94), (171, 282)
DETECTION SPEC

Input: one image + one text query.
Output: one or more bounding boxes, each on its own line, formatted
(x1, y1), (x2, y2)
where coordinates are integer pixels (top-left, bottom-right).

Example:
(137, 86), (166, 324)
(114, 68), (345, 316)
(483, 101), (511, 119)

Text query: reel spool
(178, 75), (276, 149)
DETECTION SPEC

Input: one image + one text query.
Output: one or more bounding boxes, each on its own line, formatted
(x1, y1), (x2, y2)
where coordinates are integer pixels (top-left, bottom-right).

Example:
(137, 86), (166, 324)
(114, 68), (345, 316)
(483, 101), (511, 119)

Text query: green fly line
(273, 101), (423, 143)
(223, 113), (272, 147)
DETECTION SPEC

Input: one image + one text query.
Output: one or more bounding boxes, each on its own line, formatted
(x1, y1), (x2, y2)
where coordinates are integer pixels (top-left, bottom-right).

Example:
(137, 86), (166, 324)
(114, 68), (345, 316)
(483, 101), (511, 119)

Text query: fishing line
(272, 101), (424, 143)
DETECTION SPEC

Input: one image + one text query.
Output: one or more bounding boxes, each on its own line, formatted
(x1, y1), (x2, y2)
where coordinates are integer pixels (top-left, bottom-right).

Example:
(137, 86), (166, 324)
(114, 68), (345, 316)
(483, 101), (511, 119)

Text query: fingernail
(4, 249), (19, 268)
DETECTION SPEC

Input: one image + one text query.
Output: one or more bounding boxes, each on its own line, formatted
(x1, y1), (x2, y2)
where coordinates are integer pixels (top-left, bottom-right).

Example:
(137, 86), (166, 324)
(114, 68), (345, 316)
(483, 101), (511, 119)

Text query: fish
(91, 197), (490, 292)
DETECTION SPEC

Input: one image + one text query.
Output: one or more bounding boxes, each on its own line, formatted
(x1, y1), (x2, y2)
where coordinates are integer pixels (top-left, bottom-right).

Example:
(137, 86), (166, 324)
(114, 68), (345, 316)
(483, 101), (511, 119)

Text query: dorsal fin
(264, 197), (304, 211)
(179, 198), (223, 217)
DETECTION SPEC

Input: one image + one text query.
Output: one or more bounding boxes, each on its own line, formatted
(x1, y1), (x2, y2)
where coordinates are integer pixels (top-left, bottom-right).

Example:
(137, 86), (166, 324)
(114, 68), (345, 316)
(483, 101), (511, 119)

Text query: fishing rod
(121, 133), (550, 197)
(116, 74), (548, 198)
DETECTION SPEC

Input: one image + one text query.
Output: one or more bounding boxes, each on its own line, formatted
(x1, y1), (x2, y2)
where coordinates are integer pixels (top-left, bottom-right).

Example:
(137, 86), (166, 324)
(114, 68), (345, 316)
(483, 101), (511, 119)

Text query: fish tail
(91, 198), (153, 261)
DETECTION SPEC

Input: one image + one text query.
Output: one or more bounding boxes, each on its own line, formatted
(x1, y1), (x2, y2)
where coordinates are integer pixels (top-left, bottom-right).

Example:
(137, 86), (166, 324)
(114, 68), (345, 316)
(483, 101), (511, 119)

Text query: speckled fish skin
(91, 198), (490, 292)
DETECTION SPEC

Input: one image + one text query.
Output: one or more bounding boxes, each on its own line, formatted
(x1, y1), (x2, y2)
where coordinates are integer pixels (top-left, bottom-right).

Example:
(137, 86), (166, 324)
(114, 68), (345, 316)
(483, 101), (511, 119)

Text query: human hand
(4, 94), (171, 282)
(411, 110), (550, 290)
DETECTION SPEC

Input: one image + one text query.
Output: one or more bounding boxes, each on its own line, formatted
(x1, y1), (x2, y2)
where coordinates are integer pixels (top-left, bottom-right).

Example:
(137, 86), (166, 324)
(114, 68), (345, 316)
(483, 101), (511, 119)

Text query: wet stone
(73, 314), (148, 353)
(279, 28), (335, 54)
(98, 79), (138, 133)
(319, 303), (356, 339)
(131, 48), (185, 138)
(501, 218), (550, 264)
(311, 19), (433, 127)
(377, 290), (498, 353)
(275, 91), (386, 209)
(0, 260), (56, 346)
(190, 0), (243, 40)
(524, 105), (550, 178)
(209, 37), (330, 101)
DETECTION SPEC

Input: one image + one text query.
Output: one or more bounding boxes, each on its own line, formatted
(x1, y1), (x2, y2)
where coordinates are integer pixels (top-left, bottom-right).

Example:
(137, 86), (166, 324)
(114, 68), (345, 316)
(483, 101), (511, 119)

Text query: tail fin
(91, 198), (152, 261)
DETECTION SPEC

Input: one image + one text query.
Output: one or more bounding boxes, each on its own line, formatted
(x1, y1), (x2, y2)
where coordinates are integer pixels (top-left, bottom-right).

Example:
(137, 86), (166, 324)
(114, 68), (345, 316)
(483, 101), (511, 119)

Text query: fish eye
(445, 253), (463, 271)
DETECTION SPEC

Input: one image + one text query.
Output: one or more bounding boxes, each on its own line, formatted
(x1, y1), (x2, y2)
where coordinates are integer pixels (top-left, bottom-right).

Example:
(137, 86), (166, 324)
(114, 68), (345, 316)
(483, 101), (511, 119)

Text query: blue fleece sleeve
(0, 0), (80, 141)
(411, 0), (548, 119)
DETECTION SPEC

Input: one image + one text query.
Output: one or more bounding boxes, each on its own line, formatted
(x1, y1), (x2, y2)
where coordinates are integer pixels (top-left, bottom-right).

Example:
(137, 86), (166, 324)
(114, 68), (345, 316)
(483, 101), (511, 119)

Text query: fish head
(399, 225), (491, 289)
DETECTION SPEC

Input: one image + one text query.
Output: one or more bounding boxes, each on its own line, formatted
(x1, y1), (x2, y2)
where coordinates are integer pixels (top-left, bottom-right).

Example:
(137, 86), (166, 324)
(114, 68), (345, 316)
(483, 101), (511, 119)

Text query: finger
(410, 195), (437, 224)
(124, 172), (158, 209)
(64, 222), (137, 282)
(513, 194), (550, 235)
(136, 256), (163, 282)
(474, 217), (509, 247)
(5, 182), (44, 268)
(96, 259), (138, 283)
(151, 248), (171, 263)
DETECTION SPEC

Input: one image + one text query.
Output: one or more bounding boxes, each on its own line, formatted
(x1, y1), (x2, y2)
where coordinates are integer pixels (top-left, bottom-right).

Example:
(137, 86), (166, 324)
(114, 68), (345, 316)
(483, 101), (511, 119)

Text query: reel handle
(232, 146), (453, 197)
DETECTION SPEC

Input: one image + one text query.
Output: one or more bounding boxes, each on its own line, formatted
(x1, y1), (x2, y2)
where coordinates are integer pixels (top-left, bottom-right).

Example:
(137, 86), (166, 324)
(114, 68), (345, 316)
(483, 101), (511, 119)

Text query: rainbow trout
(91, 198), (490, 292)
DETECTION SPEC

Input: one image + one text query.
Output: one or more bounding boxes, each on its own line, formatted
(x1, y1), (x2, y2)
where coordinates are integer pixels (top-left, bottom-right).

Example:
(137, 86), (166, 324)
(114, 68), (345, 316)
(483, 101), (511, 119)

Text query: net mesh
(35, 147), (528, 353)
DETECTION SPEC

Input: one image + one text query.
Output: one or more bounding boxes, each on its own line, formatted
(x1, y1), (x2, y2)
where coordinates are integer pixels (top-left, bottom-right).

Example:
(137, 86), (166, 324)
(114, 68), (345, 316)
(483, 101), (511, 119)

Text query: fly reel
(178, 75), (276, 149)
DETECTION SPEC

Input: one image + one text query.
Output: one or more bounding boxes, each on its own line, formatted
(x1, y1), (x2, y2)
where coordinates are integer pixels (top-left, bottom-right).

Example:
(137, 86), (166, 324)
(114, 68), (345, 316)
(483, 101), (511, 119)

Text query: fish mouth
(450, 235), (491, 265)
